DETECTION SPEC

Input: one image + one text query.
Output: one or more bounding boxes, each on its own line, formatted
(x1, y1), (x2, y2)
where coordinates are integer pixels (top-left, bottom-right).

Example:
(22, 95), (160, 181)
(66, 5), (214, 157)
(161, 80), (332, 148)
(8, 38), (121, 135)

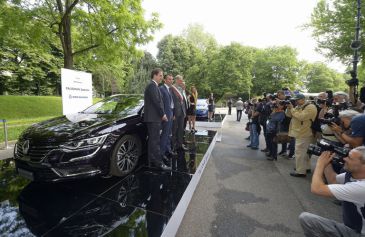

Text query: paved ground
(177, 109), (341, 237)
(0, 141), (15, 160)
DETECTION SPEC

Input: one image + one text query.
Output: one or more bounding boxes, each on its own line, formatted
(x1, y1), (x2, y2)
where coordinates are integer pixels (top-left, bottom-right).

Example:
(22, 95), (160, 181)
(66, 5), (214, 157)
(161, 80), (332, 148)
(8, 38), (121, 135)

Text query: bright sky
(141, 0), (346, 72)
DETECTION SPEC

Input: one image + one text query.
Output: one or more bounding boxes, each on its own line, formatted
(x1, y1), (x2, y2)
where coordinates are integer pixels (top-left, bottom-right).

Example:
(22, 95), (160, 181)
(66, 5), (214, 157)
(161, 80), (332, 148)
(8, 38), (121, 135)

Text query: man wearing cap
(236, 97), (244, 122)
(286, 93), (317, 177)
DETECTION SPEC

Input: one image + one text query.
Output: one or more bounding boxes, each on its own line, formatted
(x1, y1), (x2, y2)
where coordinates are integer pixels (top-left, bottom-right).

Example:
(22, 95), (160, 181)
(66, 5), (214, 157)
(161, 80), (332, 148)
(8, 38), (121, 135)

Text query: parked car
(14, 94), (147, 182)
(196, 99), (208, 118)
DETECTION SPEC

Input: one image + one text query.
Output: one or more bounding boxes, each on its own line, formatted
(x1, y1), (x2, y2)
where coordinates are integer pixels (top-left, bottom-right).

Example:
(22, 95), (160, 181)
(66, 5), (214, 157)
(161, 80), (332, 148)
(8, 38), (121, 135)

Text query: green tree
(157, 35), (196, 75)
(181, 24), (218, 97)
(309, 0), (360, 63)
(181, 23), (218, 52)
(1, 0), (162, 69)
(124, 51), (158, 94)
(206, 43), (254, 100)
(252, 46), (300, 96)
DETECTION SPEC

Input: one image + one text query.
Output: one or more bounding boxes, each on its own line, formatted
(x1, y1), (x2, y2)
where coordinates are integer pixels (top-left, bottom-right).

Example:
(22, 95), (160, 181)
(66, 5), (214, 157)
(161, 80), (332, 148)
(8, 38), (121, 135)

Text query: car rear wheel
(110, 135), (141, 177)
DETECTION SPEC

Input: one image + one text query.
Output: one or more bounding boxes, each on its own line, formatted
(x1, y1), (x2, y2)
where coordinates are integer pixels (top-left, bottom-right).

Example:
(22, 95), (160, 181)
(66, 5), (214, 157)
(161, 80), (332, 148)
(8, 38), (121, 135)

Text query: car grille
(16, 141), (59, 162)
(15, 160), (59, 180)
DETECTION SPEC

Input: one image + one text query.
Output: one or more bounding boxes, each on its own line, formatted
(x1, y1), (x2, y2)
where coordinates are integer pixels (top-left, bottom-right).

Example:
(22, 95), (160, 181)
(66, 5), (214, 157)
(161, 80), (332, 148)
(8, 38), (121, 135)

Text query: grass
(0, 96), (102, 143)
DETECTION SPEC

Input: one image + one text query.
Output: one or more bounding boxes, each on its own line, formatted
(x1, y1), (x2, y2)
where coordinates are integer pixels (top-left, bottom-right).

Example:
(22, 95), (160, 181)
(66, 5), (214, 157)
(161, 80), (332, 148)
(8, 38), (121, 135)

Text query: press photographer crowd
(243, 87), (365, 237)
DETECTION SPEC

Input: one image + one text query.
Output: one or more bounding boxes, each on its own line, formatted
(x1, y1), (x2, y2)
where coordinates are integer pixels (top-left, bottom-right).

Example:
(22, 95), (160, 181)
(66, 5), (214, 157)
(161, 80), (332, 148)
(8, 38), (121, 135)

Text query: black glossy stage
(0, 130), (217, 237)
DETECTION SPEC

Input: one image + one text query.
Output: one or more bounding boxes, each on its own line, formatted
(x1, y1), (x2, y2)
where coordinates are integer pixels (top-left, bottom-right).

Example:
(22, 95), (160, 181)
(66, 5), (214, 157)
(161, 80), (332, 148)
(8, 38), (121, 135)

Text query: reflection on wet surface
(196, 114), (226, 122)
(0, 130), (216, 237)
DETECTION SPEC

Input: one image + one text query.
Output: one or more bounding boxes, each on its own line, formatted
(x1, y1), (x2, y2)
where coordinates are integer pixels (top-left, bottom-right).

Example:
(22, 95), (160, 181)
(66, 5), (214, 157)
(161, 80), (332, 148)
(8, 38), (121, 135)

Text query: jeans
(249, 123), (259, 148)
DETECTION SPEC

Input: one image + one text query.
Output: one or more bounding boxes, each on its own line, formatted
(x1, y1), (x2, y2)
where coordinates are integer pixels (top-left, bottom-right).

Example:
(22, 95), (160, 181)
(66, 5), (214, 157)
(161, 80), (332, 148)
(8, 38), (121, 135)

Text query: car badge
(22, 140), (30, 155)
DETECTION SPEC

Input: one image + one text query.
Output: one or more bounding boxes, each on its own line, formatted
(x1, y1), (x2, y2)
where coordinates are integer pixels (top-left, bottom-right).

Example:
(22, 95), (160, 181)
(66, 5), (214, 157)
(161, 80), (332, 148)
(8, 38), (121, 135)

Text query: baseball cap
(292, 93), (305, 100)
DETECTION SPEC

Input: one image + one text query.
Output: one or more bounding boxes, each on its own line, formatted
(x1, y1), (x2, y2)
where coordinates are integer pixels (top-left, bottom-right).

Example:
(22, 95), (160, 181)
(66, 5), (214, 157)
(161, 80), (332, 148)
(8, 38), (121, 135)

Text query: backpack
(302, 103), (321, 133)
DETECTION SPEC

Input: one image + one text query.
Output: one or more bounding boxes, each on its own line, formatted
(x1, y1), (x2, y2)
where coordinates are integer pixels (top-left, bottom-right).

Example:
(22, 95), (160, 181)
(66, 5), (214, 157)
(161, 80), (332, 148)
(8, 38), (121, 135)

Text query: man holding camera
(330, 110), (364, 147)
(299, 146), (365, 237)
(286, 93), (317, 177)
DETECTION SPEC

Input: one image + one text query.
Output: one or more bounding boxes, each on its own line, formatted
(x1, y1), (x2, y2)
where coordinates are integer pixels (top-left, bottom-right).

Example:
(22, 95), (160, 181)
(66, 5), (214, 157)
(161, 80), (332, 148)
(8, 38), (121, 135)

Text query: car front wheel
(110, 135), (141, 177)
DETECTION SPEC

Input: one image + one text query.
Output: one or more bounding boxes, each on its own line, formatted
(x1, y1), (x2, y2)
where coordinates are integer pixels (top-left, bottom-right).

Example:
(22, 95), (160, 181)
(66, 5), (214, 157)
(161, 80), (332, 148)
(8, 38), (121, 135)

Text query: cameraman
(330, 110), (364, 148)
(299, 146), (365, 237)
(286, 93), (317, 177)
(317, 92), (329, 119)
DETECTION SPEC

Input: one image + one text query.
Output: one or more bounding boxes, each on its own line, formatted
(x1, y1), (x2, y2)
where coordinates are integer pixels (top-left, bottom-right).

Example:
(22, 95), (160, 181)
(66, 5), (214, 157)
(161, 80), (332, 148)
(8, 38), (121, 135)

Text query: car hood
(21, 113), (131, 143)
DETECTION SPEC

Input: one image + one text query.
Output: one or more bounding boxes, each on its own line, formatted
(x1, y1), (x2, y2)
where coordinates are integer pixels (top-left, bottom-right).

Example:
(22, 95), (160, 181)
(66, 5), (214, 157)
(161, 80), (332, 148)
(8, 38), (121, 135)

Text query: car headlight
(61, 134), (109, 150)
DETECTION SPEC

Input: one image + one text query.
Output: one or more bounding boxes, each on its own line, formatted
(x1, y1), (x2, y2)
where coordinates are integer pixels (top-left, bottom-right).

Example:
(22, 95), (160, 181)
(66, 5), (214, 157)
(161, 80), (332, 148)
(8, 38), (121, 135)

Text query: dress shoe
(278, 150), (286, 155)
(178, 144), (189, 151)
(294, 168), (311, 173)
(266, 157), (277, 161)
(162, 155), (171, 166)
(261, 148), (268, 152)
(149, 161), (171, 171)
(289, 171), (306, 177)
(166, 150), (177, 157)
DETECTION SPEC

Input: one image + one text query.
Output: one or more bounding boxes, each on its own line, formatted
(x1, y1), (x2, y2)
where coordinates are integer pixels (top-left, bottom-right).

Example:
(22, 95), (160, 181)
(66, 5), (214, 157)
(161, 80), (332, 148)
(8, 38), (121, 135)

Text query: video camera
(307, 139), (349, 166)
(319, 112), (341, 126)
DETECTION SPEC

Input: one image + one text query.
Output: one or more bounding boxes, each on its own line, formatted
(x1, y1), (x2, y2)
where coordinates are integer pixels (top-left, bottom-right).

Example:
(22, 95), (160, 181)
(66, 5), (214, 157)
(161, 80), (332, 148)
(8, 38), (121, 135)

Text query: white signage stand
(61, 68), (93, 115)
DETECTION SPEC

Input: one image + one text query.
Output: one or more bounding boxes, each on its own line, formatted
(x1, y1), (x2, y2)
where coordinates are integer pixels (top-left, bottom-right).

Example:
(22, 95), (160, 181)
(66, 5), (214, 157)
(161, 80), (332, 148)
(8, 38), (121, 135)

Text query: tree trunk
(63, 1), (73, 69)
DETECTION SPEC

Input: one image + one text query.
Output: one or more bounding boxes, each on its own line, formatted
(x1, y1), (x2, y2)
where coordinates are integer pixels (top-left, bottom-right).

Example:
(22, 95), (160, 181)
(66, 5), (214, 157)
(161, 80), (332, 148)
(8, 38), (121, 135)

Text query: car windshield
(197, 99), (208, 108)
(82, 95), (144, 116)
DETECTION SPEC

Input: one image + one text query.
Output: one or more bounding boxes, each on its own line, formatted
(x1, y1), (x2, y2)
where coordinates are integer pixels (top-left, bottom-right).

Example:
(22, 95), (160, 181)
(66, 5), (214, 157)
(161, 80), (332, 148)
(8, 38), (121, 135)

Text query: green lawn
(0, 96), (102, 143)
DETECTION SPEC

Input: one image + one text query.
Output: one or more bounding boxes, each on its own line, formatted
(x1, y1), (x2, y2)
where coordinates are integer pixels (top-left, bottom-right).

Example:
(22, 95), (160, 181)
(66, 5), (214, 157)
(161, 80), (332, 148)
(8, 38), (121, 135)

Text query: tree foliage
(206, 43), (254, 100)
(1, 0), (162, 69)
(299, 62), (347, 92)
(309, 0), (362, 63)
(251, 46), (300, 96)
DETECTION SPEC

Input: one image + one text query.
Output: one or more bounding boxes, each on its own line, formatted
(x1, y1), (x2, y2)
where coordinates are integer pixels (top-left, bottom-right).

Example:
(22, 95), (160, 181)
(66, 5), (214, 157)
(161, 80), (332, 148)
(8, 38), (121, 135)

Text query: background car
(196, 99), (208, 119)
(14, 94), (147, 182)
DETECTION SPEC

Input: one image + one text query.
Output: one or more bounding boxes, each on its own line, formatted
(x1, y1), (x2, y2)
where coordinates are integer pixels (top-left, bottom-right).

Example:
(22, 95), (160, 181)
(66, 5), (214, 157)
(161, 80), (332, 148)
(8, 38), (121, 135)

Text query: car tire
(110, 134), (142, 177)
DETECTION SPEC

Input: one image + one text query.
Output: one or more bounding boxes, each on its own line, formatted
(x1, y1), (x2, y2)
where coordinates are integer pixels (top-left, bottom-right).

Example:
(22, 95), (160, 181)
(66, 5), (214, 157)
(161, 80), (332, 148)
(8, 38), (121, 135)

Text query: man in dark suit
(170, 75), (188, 152)
(159, 74), (176, 163)
(144, 68), (170, 171)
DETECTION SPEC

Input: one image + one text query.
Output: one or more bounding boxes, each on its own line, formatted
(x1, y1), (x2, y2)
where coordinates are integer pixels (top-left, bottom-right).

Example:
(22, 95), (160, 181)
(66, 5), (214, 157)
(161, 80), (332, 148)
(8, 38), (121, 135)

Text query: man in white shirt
(299, 146), (365, 237)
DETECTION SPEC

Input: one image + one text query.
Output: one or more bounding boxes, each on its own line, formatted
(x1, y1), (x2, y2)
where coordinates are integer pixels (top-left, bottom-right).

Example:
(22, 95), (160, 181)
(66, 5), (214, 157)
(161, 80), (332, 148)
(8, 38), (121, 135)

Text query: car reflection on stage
(0, 130), (216, 237)
(18, 167), (192, 237)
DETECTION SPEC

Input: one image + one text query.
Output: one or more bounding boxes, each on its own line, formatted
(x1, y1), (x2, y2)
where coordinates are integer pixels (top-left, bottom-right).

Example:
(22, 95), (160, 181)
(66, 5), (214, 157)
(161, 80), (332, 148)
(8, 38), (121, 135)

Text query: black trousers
(266, 132), (278, 159)
(173, 115), (185, 149)
(146, 122), (162, 164)
(237, 110), (242, 121)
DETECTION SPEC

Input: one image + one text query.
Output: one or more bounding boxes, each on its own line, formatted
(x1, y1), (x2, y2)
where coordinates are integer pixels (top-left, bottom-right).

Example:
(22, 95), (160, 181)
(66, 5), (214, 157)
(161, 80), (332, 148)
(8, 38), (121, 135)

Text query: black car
(14, 94), (147, 182)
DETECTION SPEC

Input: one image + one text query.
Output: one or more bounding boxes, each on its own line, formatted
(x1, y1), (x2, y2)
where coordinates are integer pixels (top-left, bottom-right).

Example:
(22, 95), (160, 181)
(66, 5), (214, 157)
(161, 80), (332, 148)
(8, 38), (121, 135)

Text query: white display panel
(61, 68), (93, 115)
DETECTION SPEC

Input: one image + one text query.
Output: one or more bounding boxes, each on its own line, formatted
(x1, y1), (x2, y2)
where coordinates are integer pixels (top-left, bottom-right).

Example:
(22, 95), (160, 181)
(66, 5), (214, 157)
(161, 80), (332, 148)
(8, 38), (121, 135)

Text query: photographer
(246, 99), (260, 150)
(299, 146), (365, 237)
(286, 93), (317, 177)
(258, 94), (273, 152)
(330, 110), (364, 148)
(317, 92), (329, 120)
(265, 101), (286, 161)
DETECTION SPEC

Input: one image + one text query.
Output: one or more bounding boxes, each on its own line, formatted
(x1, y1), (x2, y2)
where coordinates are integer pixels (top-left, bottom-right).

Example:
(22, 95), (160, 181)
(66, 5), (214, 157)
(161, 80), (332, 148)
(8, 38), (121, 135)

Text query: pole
(2, 120), (8, 149)
(347, 0), (361, 106)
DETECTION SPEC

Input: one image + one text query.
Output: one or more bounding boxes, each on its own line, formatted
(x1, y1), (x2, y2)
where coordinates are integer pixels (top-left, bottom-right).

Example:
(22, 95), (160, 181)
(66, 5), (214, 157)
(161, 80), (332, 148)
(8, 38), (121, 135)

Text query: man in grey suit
(170, 75), (188, 152)
(144, 68), (171, 171)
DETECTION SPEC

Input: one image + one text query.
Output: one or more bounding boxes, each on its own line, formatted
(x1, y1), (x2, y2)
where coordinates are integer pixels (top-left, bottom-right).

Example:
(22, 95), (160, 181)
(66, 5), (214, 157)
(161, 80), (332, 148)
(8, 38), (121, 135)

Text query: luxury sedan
(14, 94), (147, 182)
